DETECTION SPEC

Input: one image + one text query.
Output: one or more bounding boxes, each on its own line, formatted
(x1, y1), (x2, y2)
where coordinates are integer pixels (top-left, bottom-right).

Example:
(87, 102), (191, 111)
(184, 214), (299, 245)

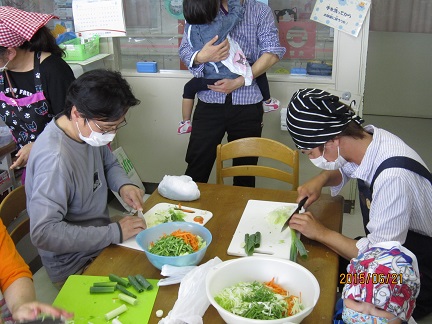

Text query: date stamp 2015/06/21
(340, 273), (403, 285)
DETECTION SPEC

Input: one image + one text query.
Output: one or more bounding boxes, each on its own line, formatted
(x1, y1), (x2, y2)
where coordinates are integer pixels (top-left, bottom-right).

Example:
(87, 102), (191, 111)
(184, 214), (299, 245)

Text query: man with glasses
(25, 69), (146, 288)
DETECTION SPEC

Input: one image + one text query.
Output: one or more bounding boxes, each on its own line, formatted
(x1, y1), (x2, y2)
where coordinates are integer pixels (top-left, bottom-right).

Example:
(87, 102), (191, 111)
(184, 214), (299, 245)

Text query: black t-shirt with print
(2, 54), (75, 115)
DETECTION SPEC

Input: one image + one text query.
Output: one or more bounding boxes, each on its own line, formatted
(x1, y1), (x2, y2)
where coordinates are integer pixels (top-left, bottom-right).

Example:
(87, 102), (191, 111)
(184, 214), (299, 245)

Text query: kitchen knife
(281, 197), (308, 232)
(137, 209), (148, 228)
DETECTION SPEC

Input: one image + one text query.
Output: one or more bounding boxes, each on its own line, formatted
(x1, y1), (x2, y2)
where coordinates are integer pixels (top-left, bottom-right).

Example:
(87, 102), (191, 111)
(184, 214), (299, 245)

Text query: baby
(340, 241), (420, 324)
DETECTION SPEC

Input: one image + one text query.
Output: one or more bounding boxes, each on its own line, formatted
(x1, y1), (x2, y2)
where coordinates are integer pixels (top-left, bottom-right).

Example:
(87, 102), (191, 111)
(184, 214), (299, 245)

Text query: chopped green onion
(135, 274), (153, 290)
(90, 286), (116, 294)
(93, 281), (117, 287)
(118, 293), (138, 306)
(244, 232), (261, 256)
(254, 232), (261, 248)
(290, 229), (308, 260)
(109, 273), (130, 287)
(104, 304), (127, 320)
(128, 275), (144, 293)
(116, 284), (137, 298)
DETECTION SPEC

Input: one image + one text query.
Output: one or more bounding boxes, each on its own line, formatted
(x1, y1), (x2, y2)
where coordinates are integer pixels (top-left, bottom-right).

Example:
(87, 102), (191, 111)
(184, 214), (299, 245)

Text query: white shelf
(65, 53), (110, 66)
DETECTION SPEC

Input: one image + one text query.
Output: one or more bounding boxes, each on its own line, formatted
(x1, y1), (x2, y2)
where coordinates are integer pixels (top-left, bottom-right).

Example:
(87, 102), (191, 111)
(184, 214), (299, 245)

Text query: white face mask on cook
(76, 120), (115, 147)
(310, 146), (347, 170)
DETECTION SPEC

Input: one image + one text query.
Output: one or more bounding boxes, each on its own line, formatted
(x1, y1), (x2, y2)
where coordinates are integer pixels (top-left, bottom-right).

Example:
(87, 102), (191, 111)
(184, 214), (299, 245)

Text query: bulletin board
(311, 0), (371, 37)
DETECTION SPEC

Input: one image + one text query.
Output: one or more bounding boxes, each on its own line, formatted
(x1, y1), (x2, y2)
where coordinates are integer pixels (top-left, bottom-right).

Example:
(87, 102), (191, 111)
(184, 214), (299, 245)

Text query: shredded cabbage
(266, 206), (296, 225)
(214, 281), (303, 320)
(147, 207), (186, 227)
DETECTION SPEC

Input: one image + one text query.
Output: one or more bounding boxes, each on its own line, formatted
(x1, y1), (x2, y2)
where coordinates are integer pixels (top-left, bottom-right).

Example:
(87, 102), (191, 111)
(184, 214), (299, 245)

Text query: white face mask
(76, 120), (115, 147)
(0, 60), (10, 72)
(310, 146), (347, 170)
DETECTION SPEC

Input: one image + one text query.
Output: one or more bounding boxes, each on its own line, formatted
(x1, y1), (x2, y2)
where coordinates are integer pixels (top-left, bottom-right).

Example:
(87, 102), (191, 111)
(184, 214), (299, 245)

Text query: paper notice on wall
(311, 0), (371, 37)
(72, 0), (126, 37)
(112, 147), (145, 212)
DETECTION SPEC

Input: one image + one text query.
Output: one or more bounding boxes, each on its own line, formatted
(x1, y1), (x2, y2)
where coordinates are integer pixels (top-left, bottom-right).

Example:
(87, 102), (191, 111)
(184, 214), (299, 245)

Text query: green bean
(109, 273), (130, 287)
(149, 235), (193, 256)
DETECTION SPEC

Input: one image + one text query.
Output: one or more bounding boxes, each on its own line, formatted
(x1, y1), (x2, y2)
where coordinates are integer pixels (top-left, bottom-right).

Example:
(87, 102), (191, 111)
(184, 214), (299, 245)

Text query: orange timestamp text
(340, 273), (403, 285)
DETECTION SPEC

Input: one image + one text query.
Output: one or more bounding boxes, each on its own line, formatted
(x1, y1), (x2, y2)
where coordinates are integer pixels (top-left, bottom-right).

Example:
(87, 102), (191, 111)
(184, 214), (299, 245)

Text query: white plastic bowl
(206, 256), (320, 324)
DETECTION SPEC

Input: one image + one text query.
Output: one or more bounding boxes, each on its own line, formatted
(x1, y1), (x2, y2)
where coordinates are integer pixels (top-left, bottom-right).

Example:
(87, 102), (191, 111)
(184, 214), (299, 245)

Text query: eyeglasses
(88, 118), (128, 135)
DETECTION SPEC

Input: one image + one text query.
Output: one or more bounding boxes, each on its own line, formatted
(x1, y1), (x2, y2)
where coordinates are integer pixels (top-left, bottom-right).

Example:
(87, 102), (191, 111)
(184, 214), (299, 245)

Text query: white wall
(364, 32), (432, 118)
(362, 31), (432, 168)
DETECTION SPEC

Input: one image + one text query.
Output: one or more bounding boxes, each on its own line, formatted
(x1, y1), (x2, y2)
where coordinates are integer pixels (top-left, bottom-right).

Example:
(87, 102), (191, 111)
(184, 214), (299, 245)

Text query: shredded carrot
(265, 277), (288, 296)
(177, 203), (195, 213)
(264, 278), (302, 316)
(171, 229), (199, 251)
(285, 295), (298, 316)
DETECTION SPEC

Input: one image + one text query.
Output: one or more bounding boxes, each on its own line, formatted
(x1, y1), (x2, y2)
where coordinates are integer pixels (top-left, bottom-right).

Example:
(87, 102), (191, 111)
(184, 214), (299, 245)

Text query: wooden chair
(216, 137), (299, 190)
(0, 185), (29, 244)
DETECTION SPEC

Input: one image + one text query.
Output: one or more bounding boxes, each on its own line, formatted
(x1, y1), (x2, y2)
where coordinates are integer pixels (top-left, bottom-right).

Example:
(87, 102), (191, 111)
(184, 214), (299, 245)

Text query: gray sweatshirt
(25, 118), (133, 283)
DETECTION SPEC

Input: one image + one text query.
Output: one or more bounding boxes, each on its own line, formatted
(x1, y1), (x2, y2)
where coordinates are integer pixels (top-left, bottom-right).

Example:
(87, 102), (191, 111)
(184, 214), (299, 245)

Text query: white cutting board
(118, 203), (213, 251)
(227, 200), (301, 260)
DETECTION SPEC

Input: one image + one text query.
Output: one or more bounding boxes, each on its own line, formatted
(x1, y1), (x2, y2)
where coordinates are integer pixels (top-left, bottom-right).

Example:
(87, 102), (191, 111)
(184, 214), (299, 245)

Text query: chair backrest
(0, 185), (28, 244)
(216, 137), (299, 190)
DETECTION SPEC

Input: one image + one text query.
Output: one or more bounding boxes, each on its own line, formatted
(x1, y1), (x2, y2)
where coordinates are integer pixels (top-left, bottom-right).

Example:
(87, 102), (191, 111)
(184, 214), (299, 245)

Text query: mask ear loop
(4, 70), (16, 98)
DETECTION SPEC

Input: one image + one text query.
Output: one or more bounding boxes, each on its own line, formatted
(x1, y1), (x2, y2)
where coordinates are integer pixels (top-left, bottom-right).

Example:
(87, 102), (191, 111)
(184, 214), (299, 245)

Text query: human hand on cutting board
(119, 184), (145, 211)
(13, 301), (73, 322)
(118, 216), (146, 241)
(288, 211), (328, 242)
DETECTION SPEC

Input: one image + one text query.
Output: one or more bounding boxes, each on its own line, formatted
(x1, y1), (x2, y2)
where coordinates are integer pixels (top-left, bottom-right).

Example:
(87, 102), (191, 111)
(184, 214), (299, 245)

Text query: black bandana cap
(286, 88), (364, 150)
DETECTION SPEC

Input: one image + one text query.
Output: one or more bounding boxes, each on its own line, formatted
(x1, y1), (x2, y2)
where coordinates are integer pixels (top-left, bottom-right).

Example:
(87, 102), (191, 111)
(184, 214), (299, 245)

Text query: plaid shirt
(179, 0), (286, 105)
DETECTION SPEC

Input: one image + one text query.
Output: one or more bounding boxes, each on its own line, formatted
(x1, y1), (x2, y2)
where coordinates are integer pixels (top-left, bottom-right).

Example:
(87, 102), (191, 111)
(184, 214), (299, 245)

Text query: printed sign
(311, 0), (371, 37)
(278, 21), (316, 59)
(72, 0), (126, 37)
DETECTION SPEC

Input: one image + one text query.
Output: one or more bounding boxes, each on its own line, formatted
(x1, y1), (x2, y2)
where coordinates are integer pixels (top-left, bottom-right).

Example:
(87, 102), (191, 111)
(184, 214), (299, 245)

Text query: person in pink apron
(0, 6), (75, 182)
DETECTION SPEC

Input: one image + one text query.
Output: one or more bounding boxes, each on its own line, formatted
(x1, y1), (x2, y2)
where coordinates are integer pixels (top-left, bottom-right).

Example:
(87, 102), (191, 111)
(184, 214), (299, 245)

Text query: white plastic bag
(158, 175), (200, 201)
(158, 264), (196, 286)
(158, 257), (222, 324)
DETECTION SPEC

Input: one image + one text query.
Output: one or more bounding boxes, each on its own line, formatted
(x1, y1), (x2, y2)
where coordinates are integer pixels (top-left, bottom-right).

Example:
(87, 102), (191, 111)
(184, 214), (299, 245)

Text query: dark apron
(357, 156), (432, 319)
(0, 52), (51, 150)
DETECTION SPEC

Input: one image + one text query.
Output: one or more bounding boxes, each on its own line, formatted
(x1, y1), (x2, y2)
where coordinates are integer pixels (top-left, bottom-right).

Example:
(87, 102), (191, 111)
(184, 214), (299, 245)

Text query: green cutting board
(53, 275), (159, 324)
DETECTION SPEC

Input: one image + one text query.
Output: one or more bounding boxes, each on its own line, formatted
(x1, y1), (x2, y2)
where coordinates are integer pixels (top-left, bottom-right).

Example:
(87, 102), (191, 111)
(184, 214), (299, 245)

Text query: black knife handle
(298, 196), (308, 210)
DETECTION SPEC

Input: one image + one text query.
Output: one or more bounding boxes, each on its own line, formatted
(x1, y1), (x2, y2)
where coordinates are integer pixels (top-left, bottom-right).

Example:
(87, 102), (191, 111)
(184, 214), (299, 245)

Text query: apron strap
(33, 52), (43, 92)
(0, 73), (4, 91)
(370, 156), (432, 192)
